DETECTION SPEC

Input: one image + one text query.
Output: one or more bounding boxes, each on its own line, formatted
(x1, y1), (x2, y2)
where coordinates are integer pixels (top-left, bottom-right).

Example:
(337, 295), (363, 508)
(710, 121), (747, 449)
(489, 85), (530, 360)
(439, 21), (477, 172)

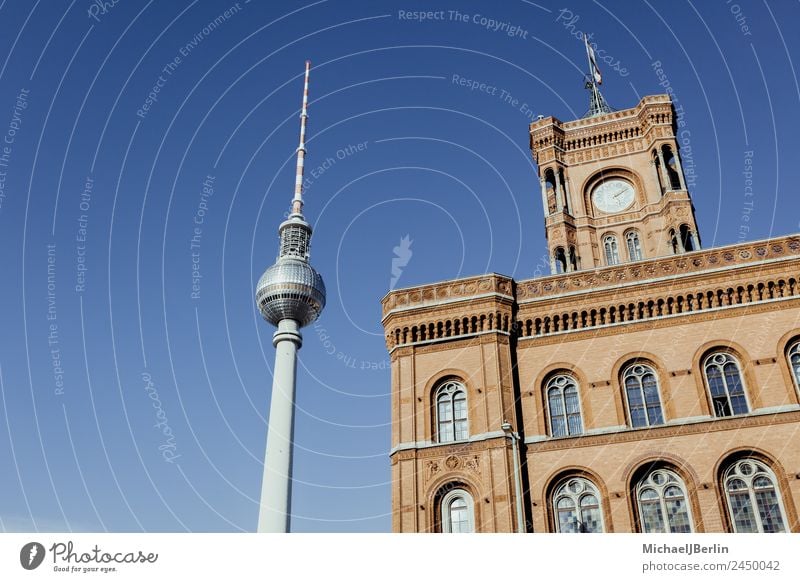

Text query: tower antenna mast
(292, 60), (311, 216)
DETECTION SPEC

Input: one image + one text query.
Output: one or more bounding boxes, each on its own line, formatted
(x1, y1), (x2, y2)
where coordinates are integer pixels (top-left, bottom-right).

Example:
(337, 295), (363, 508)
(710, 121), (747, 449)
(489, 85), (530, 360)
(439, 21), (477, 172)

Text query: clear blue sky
(0, 0), (797, 532)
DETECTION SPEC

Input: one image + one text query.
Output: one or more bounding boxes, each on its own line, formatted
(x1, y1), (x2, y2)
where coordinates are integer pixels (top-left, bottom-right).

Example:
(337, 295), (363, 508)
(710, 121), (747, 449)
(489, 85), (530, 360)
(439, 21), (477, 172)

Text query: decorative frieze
(383, 235), (800, 349)
(518, 236), (800, 300)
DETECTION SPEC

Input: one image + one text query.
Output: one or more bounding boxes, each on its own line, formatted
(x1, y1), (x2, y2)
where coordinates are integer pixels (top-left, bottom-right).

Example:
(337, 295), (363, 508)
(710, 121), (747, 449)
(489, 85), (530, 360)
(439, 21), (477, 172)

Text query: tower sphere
(255, 258), (326, 328)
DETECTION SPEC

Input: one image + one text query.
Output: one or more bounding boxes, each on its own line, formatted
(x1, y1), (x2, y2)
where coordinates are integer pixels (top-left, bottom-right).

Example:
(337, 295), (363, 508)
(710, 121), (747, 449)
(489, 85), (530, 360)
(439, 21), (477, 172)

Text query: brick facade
(381, 94), (800, 533)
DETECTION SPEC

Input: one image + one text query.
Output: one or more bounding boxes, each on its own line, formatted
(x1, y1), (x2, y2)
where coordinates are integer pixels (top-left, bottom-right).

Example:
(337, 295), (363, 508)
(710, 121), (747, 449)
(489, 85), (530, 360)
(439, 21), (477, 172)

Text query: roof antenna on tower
(582, 34), (613, 117)
(291, 59), (312, 217)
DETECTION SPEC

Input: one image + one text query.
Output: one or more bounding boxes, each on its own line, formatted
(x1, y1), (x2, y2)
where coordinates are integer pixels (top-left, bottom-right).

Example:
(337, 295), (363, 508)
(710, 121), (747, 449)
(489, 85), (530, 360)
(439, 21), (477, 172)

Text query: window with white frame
(603, 234), (620, 265)
(636, 469), (693, 533)
(441, 488), (474, 533)
(703, 353), (749, 417)
(626, 230), (644, 261)
(546, 374), (583, 437)
(723, 459), (787, 533)
(787, 340), (800, 391)
(623, 364), (664, 427)
(435, 380), (468, 443)
(552, 477), (604, 533)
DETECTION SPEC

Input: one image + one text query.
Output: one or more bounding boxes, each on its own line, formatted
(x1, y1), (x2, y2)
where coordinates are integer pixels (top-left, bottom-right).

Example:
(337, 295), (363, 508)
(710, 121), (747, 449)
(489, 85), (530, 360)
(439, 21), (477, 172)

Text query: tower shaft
(258, 319), (302, 532)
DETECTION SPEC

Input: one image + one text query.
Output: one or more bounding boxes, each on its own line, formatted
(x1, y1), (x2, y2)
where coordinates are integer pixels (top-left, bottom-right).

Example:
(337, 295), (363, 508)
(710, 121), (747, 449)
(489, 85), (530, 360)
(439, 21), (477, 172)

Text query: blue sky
(0, 0), (797, 532)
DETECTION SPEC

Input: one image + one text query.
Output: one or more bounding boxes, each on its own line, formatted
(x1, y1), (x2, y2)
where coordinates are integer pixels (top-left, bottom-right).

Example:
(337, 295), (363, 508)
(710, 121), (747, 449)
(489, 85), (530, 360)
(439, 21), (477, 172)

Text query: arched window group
(538, 345), (795, 435)
(543, 458), (790, 534)
(669, 224), (700, 254)
(553, 246), (578, 274)
(601, 231), (643, 265)
(428, 338), (800, 532)
(435, 380), (468, 443)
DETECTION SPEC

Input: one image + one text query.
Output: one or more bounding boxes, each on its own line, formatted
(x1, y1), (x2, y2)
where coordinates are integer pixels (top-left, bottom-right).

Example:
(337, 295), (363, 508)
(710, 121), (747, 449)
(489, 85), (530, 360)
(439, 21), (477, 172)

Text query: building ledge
(522, 405), (800, 451)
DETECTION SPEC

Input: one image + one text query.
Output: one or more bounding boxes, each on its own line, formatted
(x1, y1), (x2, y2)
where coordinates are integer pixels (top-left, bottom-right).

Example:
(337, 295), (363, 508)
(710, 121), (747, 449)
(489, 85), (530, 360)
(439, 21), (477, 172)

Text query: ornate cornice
(382, 273), (514, 319)
(382, 235), (800, 350)
(529, 94), (674, 164)
(518, 236), (800, 300)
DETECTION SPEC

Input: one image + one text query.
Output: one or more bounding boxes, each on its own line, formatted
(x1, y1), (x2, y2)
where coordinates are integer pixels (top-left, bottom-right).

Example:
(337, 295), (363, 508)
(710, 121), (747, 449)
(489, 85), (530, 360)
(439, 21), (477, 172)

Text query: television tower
(255, 60), (326, 532)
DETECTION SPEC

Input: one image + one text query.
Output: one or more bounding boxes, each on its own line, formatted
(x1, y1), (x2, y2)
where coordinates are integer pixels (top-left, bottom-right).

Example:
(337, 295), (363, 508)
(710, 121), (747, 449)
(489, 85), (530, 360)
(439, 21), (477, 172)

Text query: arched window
(662, 145), (682, 190)
(636, 469), (693, 533)
(558, 169), (570, 214)
(553, 477), (604, 533)
(568, 245), (579, 271)
(626, 230), (643, 261)
(554, 247), (567, 274)
(603, 234), (620, 266)
(435, 380), (468, 443)
(703, 353), (749, 417)
(546, 375), (583, 437)
(787, 340), (800, 391)
(723, 459), (787, 533)
(652, 150), (665, 195)
(623, 364), (664, 427)
(441, 488), (475, 533)
(669, 229), (679, 254)
(679, 224), (696, 252)
(544, 169), (557, 214)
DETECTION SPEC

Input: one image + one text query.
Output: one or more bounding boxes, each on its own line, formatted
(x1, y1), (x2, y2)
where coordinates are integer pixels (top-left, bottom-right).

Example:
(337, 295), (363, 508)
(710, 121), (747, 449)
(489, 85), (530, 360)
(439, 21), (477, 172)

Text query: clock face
(592, 179), (635, 213)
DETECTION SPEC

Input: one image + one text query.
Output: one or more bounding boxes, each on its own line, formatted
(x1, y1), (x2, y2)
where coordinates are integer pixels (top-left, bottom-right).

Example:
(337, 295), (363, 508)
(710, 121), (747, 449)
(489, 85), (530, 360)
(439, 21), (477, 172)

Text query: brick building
(381, 92), (800, 533)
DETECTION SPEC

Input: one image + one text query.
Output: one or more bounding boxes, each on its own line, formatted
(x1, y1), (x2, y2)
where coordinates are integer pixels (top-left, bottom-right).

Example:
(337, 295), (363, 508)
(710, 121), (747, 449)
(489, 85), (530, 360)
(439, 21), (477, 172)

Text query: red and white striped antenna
(291, 60), (311, 215)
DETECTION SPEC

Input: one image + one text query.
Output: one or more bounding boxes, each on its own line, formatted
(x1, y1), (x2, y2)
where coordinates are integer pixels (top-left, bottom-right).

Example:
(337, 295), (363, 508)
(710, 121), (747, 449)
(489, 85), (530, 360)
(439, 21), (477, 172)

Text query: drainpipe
(502, 421), (525, 533)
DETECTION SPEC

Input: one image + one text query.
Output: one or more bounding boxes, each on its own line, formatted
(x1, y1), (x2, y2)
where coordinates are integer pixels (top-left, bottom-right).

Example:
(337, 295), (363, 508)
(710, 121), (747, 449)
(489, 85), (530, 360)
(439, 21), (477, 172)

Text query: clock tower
(530, 93), (700, 274)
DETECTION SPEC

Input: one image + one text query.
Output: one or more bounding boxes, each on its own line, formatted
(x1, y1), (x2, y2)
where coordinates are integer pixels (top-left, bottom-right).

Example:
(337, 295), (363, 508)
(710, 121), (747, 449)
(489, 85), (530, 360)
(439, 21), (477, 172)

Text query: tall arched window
(679, 224), (697, 252)
(603, 234), (620, 266)
(441, 488), (475, 533)
(544, 169), (557, 214)
(662, 145), (682, 190)
(435, 380), (468, 443)
(652, 150), (665, 195)
(703, 353), (749, 417)
(669, 229), (679, 254)
(636, 469), (693, 533)
(554, 247), (567, 274)
(546, 375), (583, 437)
(786, 340), (800, 392)
(723, 459), (787, 533)
(623, 364), (664, 427)
(568, 245), (578, 271)
(552, 477), (604, 533)
(626, 230), (643, 261)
